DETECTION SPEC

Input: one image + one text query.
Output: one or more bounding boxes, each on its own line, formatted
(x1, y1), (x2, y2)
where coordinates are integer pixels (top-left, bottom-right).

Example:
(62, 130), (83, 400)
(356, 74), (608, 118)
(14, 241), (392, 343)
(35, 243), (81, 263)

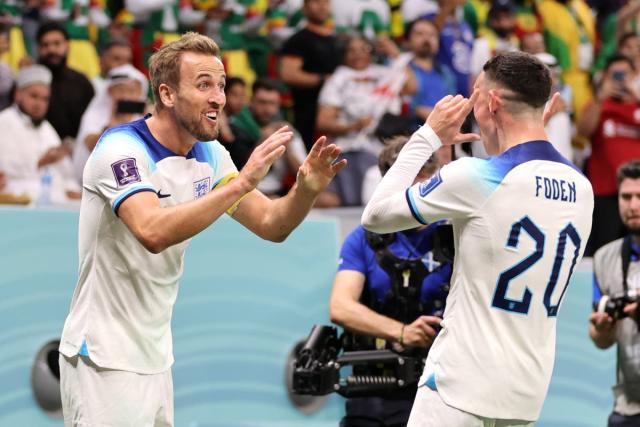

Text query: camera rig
(291, 224), (454, 398)
(291, 325), (425, 398)
(594, 289), (640, 321)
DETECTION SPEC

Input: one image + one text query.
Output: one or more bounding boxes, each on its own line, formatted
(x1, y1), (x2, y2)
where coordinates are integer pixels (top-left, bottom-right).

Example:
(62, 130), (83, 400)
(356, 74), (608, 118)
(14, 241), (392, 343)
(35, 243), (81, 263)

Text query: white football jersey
(406, 141), (593, 420)
(59, 117), (238, 374)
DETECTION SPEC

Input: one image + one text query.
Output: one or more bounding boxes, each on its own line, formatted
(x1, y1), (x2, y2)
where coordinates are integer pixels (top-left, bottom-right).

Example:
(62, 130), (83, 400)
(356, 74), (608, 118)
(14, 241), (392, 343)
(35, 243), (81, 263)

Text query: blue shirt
(423, 13), (474, 96)
(338, 224), (451, 311)
(409, 61), (456, 112)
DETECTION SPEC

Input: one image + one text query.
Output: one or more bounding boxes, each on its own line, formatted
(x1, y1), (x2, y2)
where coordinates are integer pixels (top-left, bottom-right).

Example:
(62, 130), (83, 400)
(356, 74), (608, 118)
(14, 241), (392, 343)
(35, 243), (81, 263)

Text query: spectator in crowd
(618, 32), (640, 79)
(218, 76), (247, 145)
(93, 39), (134, 99)
(280, 0), (338, 151)
(0, 65), (79, 204)
(229, 78), (307, 197)
(536, 52), (574, 162)
(316, 33), (414, 207)
(595, 1), (640, 73)
(589, 160), (640, 427)
(36, 21), (94, 141)
(520, 31), (546, 55)
(537, 0), (595, 122)
(578, 55), (640, 256)
(470, 0), (519, 82)
(330, 136), (449, 427)
(406, 18), (456, 123)
(72, 63), (148, 184)
(424, 0), (474, 97)
(0, 23), (14, 111)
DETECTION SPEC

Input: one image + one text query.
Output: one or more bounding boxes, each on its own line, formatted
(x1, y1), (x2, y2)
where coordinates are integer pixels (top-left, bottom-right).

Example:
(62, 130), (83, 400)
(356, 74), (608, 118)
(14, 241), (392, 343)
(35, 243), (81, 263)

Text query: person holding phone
(578, 54), (640, 256)
(72, 63), (149, 184)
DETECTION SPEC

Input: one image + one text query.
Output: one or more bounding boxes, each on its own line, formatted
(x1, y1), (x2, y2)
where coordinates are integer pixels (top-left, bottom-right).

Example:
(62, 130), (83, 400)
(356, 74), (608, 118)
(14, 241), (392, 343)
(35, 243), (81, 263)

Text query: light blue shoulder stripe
(92, 129), (157, 172)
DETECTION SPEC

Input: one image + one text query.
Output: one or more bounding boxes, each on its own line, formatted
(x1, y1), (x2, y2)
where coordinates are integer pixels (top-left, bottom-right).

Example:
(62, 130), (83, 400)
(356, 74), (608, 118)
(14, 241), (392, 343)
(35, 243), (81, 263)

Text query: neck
(306, 22), (332, 36)
(412, 56), (433, 70)
(632, 234), (640, 247)
(495, 114), (548, 153)
(146, 109), (195, 156)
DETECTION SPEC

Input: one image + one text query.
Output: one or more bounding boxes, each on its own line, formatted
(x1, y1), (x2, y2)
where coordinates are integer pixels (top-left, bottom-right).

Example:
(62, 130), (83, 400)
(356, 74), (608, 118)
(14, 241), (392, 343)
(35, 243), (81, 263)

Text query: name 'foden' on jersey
(534, 175), (577, 203)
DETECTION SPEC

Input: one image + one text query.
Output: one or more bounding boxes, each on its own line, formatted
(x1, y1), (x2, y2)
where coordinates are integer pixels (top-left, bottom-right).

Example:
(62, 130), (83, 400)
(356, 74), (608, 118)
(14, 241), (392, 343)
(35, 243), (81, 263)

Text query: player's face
(15, 83), (50, 125)
(174, 52), (226, 142)
(619, 178), (640, 234)
(473, 72), (499, 154)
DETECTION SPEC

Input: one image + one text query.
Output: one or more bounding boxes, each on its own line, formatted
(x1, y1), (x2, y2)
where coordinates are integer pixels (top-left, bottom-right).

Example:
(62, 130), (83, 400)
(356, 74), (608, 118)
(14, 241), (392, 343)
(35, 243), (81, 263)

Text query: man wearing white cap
(0, 64), (80, 203)
(72, 63), (149, 184)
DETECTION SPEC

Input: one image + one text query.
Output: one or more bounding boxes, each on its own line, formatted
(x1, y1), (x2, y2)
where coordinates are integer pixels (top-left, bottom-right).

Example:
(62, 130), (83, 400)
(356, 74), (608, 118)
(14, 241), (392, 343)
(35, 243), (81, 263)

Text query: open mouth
(204, 111), (218, 124)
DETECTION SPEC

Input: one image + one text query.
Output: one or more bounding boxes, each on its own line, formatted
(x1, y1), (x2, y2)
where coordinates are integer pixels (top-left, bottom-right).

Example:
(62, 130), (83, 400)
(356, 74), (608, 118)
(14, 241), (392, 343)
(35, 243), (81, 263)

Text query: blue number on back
(492, 216), (581, 317)
(492, 216), (543, 314)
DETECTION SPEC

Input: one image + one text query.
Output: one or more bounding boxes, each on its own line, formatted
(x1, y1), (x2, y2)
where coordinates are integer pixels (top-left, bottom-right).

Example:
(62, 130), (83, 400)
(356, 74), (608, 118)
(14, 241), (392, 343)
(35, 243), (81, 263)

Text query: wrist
(398, 324), (405, 345)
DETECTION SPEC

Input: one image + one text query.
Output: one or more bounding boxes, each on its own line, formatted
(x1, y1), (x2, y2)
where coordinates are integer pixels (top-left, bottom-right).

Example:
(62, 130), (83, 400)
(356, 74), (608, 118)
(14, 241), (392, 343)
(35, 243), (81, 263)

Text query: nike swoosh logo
(156, 189), (171, 199)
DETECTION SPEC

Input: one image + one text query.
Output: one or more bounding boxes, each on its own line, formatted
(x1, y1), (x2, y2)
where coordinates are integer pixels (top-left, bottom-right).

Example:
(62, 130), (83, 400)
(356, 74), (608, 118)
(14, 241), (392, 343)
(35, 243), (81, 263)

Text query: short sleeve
(318, 68), (345, 108)
(280, 32), (305, 57)
(405, 157), (489, 225)
(338, 227), (368, 274)
(84, 130), (156, 215)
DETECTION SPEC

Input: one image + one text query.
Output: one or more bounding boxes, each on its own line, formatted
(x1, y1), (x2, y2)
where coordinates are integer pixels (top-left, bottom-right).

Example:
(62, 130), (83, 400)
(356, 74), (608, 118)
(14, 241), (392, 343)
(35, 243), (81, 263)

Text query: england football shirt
(59, 116), (238, 374)
(406, 140), (593, 420)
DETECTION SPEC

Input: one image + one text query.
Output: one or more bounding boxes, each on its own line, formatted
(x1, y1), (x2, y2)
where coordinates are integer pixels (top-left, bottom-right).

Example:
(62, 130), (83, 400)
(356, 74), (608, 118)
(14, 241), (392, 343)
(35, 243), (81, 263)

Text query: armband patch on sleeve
(111, 158), (141, 188)
(213, 172), (245, 215)
(419, 171), (443, 197)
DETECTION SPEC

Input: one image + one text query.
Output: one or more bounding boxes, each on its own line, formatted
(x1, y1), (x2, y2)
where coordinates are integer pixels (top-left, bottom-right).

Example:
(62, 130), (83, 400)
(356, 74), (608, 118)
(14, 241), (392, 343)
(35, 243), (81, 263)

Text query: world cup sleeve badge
(193, 177), (211, 199)
(111, 158), (141, 188)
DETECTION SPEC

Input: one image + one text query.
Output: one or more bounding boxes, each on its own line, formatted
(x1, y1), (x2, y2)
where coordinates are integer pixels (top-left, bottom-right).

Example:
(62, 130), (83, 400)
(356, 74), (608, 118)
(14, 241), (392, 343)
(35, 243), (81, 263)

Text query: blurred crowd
(0, 0), (638, 254)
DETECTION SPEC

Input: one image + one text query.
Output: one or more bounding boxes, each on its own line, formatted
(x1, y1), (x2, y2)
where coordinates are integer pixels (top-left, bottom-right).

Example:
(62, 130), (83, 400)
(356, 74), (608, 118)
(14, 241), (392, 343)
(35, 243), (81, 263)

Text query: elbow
(329, 304), (346, 327)
(137, 230), (169, 254)
(361, 206), (385, 233)
(266, 233), (289, 243)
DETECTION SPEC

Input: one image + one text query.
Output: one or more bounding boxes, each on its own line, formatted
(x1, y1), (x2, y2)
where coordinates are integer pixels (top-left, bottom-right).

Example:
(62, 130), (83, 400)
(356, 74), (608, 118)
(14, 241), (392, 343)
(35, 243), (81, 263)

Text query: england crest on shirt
(193, 177), (211, 199)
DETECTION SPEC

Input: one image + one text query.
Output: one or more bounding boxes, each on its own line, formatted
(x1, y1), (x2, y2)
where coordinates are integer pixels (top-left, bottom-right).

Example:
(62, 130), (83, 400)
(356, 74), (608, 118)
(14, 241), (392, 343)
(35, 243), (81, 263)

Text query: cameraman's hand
(589, 311), (615, 333)
(402, 316), (442, 348)
(624, 302), (639, 321)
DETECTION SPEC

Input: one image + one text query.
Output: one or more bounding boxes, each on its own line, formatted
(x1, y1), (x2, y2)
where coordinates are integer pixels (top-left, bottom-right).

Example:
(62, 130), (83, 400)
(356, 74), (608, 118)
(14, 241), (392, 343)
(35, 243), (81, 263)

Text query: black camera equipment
(291, 224), (454, 398)
(593, 237), (640, 323)
(292, 325), (425, 398)
(594, 289), (640, 321)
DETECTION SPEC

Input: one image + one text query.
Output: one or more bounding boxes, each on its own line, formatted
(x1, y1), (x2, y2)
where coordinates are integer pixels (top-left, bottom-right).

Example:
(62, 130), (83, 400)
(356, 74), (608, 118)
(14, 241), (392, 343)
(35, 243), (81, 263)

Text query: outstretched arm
(118, 127), (294, 253)
(232, 135), (347, 242)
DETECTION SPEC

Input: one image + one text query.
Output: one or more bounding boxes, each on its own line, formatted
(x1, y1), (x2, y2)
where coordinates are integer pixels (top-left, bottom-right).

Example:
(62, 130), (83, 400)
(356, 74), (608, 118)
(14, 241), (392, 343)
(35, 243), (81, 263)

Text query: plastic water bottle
(38, 167), (52, 207)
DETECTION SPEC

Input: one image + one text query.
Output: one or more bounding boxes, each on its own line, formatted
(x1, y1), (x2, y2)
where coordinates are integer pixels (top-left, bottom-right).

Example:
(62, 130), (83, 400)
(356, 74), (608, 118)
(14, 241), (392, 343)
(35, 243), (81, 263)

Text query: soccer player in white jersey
(58, 32), (346, 426)
(362, 51), (594, 426)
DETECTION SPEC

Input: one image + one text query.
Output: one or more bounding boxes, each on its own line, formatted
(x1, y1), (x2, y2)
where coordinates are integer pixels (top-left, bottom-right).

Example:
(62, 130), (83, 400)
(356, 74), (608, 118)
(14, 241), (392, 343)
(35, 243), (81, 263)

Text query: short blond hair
(148, 32), (221, 109)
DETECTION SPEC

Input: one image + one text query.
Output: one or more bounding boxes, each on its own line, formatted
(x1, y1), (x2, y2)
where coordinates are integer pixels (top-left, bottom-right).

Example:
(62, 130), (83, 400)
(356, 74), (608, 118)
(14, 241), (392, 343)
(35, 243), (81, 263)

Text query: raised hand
(238, 125), (293, 190)
(296, 135), (347, 194)
(426, 92), (480, 145)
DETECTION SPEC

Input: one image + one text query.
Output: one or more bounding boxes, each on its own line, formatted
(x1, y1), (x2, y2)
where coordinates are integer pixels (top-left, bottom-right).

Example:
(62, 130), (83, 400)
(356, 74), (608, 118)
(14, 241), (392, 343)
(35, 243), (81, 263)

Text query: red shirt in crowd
(587, 99), (640, 196)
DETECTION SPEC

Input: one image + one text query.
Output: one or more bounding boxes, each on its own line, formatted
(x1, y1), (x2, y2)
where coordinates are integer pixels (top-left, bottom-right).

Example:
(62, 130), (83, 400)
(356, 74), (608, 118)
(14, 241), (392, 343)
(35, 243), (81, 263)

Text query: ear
(158, 83), (176, 108)
(488, 89), (502, 114)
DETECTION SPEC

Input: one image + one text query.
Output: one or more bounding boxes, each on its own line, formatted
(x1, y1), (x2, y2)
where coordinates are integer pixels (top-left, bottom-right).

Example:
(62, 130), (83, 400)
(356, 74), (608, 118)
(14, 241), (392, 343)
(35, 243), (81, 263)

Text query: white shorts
(407, 386), (534, 427)
(59, 354), (174, 427)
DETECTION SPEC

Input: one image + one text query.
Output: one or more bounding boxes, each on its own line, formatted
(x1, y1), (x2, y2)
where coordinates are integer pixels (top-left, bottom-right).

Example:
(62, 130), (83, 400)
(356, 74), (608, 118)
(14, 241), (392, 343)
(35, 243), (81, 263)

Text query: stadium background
(0, 207), (614, 427)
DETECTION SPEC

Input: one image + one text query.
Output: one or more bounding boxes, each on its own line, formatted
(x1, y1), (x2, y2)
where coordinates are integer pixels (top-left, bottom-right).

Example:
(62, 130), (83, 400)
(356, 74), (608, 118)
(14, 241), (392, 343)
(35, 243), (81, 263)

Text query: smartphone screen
(116, 100), (146, 115)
